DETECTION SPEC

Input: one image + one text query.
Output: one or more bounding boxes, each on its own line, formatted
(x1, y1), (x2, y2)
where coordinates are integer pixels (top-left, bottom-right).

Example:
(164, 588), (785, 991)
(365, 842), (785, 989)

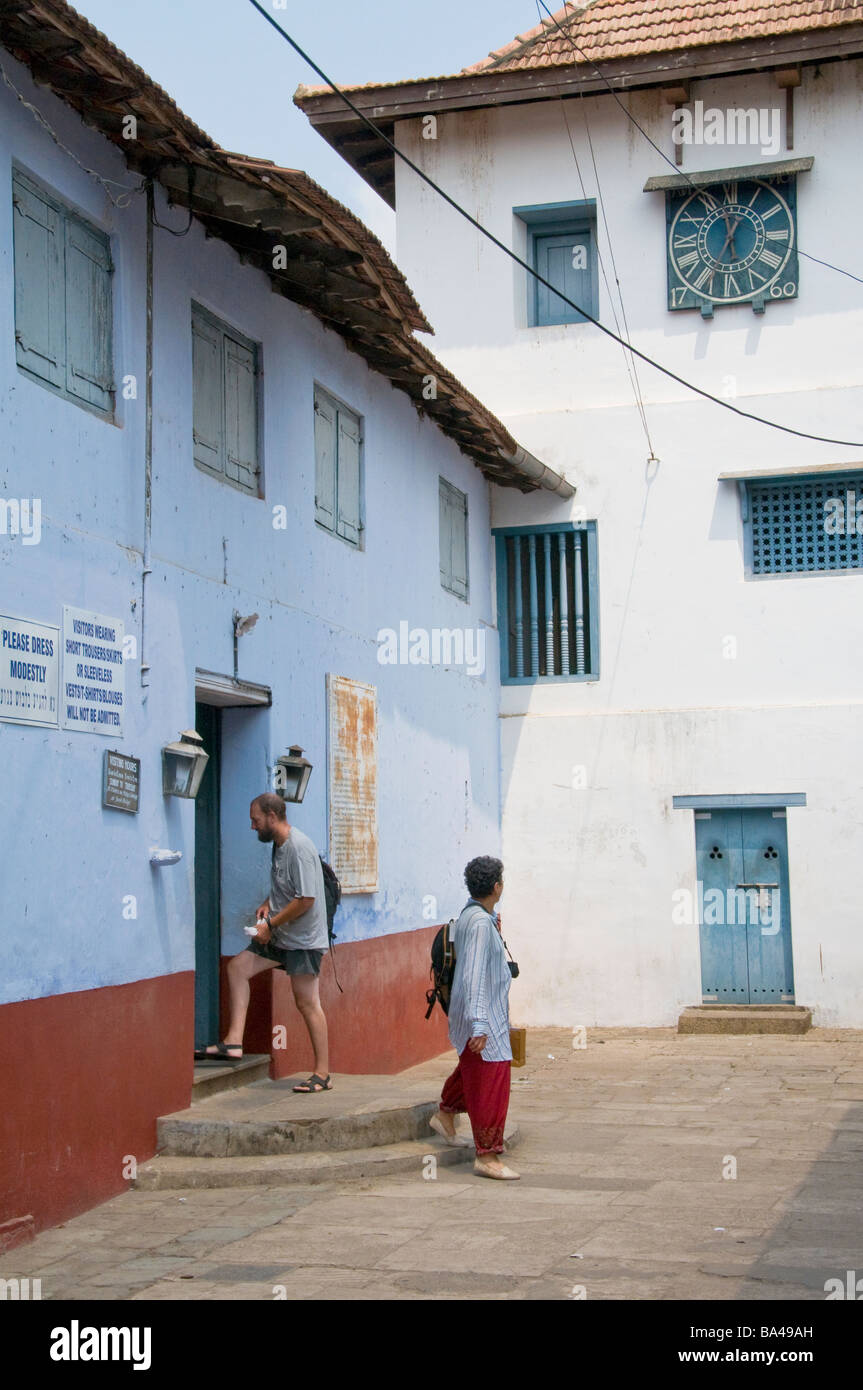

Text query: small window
(515, 201), (598, 327)
(12, 169), (114, 416)
(743, 472), (863, 576)
(439, 477), (469, 600)
(192, 303), (260, 495)
(494, 523), (599, 683)
(314, 385), (363, 547)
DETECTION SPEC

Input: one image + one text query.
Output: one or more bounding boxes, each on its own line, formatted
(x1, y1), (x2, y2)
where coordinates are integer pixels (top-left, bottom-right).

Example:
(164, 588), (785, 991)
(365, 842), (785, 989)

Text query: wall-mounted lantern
(162, 729), (209, 799)
(275, 745), (313, 803)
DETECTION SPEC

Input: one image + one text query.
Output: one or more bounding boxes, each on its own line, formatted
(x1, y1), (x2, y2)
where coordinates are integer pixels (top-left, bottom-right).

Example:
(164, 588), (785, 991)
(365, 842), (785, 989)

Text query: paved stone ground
(8, 1027), (863, 1301)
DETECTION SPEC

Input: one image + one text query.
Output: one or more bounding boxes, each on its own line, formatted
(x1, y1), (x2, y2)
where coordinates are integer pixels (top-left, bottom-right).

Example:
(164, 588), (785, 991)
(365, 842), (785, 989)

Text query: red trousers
(440, 1045), (511, 1155)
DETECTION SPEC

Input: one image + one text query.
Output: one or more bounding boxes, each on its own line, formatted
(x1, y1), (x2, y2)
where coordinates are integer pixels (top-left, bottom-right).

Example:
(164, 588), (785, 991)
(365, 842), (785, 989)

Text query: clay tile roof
(463, 0), (863, 74)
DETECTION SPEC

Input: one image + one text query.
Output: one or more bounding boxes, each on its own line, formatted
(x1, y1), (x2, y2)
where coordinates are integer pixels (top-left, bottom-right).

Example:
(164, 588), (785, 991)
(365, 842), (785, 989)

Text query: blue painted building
(0, 0), (570, 1242)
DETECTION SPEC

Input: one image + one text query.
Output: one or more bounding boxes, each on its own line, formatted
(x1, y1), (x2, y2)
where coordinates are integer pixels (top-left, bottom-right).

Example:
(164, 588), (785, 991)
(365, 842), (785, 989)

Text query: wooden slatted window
(494, 523), (600, 684)
(439, 477), (469, 600)
(12, 169), (114, 415)
(192, 302), (260, 495)
(327, 674), (378, 893)
(515, 201), (599, 328)
(314, 385), (363, 546)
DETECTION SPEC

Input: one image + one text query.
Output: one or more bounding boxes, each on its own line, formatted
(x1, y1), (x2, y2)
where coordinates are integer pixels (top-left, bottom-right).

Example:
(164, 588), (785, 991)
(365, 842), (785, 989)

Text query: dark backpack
(425, 919), (456, 1019)
(319, 857), (344, 994)
(319, 857), (341, 944)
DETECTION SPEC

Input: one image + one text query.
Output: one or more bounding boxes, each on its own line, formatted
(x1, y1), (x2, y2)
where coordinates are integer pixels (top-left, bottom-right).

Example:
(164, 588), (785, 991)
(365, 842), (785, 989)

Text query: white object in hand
(244, 922), (264, 937)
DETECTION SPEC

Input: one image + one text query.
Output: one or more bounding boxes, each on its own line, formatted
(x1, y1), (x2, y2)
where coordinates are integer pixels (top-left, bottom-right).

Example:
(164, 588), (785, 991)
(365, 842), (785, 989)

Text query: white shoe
(474, 1158), (520, 1180)
(429, 1113), (471, 1147)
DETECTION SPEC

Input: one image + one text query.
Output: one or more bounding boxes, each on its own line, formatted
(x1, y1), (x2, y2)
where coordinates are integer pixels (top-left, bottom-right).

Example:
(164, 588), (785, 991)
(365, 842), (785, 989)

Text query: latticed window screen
(501, 528), (594, 679)
(749, 474), (863, 575)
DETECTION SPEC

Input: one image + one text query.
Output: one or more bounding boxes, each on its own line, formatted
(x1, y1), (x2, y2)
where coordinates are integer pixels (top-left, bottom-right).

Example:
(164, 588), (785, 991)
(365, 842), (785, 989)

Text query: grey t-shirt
(269, 826), (329, 952)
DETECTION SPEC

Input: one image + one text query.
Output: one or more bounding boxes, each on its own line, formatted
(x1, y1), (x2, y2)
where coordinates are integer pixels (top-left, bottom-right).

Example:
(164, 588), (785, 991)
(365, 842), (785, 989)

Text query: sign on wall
(0, 613), (60, 728)
(62, 606), (125, 736)
(327, 673), (378, 893)
(102, 750), (140, 813)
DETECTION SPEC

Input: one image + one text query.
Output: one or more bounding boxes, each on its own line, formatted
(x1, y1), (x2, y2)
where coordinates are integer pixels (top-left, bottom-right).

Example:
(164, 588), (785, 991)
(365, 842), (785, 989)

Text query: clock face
(667, 177), (798, 310)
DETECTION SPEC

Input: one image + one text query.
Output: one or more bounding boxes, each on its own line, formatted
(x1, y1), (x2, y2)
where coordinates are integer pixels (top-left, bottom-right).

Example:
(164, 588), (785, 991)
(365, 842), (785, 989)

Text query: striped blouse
(448, 899), (512, 1063)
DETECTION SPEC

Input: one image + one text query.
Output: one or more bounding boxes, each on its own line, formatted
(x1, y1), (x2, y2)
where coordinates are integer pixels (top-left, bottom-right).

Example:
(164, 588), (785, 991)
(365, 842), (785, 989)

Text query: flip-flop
(292, 1073), (332, 1092)
(195, 1041), (244, 1063)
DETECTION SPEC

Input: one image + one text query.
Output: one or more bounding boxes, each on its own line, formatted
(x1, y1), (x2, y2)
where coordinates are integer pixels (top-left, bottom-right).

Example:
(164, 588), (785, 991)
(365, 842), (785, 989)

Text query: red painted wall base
(0, 973), (193, 1240)
(222, 923), (450, 1077)
(2, 927), (448, 1241)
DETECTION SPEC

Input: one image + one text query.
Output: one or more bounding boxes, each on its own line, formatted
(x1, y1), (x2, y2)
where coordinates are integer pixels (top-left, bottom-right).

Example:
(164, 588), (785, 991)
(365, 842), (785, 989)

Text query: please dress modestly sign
(0, 613), (60, 728)
(62, 606), (125, 737)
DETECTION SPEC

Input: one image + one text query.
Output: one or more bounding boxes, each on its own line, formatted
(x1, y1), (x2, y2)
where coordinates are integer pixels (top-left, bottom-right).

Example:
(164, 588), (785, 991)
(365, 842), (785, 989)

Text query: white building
(298, 0), (863, 1027)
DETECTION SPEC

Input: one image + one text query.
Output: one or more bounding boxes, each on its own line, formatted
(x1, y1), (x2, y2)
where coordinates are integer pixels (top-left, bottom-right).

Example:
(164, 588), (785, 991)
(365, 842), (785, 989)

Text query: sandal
(292, 1073), (332, 1092)
(195, 1041), (243, 1062)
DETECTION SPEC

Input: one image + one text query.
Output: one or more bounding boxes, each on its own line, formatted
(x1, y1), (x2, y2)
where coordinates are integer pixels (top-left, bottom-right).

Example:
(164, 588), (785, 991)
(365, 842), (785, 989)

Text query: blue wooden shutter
(536, 230), (593, 325)
(314, 390), (336, 530)
(192, 308), (223, 475)
(64, 214), (114, 412)
(12, 175), (64, 388)
(336, 408), (361, 545)
(224, 334), (258, 492)
(439, 480), (452, 588)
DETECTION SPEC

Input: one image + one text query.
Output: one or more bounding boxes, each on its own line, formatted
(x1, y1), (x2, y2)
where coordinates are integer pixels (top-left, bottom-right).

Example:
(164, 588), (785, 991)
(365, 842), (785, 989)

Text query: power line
(534, 0), (863, 288)
(245, 0), (863, 449)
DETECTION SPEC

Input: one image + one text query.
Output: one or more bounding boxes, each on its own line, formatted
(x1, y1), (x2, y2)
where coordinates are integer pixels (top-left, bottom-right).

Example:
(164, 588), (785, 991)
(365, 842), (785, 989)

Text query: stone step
(134, 1126), (520, 1191)
(192, 1055), (270, 1102)
(158, 1097), (442, 1157)
(678, 1005), (813, 1035)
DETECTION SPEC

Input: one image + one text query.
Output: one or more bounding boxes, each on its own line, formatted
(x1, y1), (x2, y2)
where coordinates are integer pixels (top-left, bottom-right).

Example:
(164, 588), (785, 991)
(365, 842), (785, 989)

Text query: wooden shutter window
(336, 410), (362, 544)
(536, 229), (594, 326)
(314, 386), (363, 547)
(64, 215), (114, 412)
(192, 305), (260, 494)
(12, 175), (66, 389)
(314, 391), (337, 529)
(224, 335), (258, 490)
(192, 308), (223, 476)
(327, 675), (378, 893)
(439, 477), (469, 600)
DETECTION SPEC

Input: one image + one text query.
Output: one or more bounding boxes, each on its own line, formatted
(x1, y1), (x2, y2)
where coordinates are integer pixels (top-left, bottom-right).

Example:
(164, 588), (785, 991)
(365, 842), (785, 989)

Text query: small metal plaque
(102, 750), (140, 814)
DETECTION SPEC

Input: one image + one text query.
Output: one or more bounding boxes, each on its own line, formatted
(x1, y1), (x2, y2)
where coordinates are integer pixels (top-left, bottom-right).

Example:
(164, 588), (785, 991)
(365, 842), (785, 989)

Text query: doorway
(194, 701), (221, 1049)
(695, 807), (795, 1003)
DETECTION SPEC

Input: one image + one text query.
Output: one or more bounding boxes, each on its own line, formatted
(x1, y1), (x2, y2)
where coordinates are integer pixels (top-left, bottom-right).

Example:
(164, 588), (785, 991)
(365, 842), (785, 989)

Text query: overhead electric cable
(534, 0), (863, 287)
(244, 0), (863, 449)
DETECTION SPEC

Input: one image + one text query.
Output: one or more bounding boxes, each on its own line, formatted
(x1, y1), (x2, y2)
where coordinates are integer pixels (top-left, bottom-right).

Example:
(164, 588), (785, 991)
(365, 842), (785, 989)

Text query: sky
(70, 0), (544, 248)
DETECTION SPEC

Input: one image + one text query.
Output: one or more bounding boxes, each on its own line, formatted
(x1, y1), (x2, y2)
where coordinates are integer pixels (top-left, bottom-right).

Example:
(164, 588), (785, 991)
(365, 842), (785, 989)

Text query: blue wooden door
(695, 808), (794, 1003)
(194, 702), (221, 1049)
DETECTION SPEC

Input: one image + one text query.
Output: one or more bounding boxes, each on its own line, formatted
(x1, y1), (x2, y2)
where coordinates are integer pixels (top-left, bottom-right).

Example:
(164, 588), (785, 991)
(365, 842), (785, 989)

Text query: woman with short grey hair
(430, 856), (519, 1180)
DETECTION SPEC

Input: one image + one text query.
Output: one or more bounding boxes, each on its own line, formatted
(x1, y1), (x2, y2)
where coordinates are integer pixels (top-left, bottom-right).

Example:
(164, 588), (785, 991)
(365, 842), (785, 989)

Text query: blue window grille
(514, 201), (598, 327)
(742, 473), (863, 575)
(494, 523), (599, 683)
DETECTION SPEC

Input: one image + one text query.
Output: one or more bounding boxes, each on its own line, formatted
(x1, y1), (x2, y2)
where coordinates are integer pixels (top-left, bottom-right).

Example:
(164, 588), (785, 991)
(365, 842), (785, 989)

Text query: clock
(666, 176), (798, 312)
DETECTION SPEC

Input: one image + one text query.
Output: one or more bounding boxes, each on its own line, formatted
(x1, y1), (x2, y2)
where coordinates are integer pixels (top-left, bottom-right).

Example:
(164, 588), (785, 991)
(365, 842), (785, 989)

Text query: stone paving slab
(7, 1026), (863, 1301)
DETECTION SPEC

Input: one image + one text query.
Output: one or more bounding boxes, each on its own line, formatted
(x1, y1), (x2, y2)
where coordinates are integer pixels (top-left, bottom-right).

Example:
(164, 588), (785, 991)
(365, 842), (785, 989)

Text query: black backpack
(319, 857), (341, 944)
(319, 857), (344, 993)
(425, 919), (456, 1019)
